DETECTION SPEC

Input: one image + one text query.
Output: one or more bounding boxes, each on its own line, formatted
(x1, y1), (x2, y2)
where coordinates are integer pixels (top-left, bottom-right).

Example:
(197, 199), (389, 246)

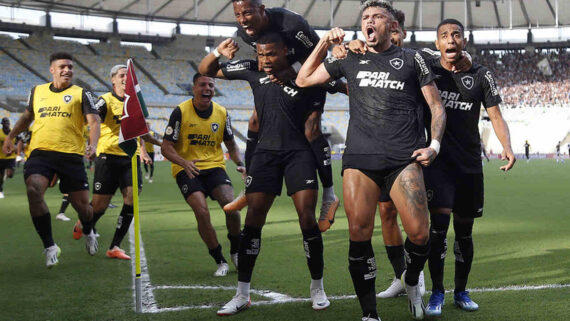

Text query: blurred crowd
(476, 51), (570, 108)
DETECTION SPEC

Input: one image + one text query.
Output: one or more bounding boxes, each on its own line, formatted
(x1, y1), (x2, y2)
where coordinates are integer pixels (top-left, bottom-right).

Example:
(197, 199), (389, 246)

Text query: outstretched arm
(296, 27), (345, 88)
(487, 105), (515, 171)
(198, 38), (239, 79)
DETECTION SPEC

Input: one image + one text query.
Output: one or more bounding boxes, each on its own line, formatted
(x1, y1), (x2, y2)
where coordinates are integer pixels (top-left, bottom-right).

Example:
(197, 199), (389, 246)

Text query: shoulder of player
(223, 59), (257, 73)
(266, 7), (305, 31)
(211, 101), (228, 115)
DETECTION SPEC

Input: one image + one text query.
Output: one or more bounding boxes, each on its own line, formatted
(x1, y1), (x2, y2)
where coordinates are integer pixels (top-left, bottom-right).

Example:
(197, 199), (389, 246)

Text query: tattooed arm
(412, 81), (446, 166)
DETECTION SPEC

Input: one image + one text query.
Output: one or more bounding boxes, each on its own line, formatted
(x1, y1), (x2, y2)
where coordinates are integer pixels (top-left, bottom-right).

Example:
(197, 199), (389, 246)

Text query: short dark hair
(256, 32), (285, 46)
(49, 52), (73, 64)
(437, 19), (465, 35)
(232, 0), (262, 5)
(360, 0), (396, 19)
(394, 9), (405, 29)
(193, 73), (212, 84)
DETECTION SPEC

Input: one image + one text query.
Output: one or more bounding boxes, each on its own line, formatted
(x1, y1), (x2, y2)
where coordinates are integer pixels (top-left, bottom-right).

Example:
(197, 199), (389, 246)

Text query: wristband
(212, 48), (221, 58)
(429, 139), (441, 155)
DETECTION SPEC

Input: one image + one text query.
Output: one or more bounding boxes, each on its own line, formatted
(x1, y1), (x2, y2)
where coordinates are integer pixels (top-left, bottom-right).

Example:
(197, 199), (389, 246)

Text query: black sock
(428, 214), (450, 292)
(404, 238), (430, 286)
(81, 217), (94, 235)
(208, 244), (227, 264)
(302, 225), (324, 280)
(110, 204), (134, 249)
(0, 170), (4, 192)
(149, 163), (154, 178)
(309, 135), (333, 188)
(93, 211), (105, 227)
(32, 213), (55, 248)
(238, 225), (262, 283)
(348, 239), (378, 319)
(386, 245), (406, 279)
(58, 195), (70, 214)
(143, 163), (149, 173)
(454, 220), (474, 294)
(227, 232), (240, 254)
(244, 130), (258, 171)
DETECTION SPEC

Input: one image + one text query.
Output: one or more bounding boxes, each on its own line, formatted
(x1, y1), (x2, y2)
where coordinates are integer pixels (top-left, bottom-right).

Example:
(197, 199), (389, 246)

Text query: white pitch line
(128, 226), (159, 313)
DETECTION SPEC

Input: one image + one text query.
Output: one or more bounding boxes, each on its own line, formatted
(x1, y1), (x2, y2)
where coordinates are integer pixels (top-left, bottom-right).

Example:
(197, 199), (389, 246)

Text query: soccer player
(224, 0), (340, 231)
(143, 121), (162, 183)
(161, 73), (244, 276)
(200, 33), (331, 315)
(0, 117), (16, 199)
(296, 1), (447, 319)
(419, 19), (515, 316)
(75, 64), (158, 260)
(2, 52), (101, 268)
(55, 194), (71, 221)
(524, 140), (530, 161)
(556, 141), (564, 163)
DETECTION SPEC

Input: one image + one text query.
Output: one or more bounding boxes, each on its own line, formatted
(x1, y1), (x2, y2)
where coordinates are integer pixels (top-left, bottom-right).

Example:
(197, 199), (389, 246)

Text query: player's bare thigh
(343, 169), (380, 241)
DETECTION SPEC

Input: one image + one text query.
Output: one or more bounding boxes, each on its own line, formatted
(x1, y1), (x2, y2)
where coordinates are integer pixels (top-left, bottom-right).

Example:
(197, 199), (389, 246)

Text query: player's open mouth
(366, 26), (376, 42)
(201, 92), (212, 98)
(445, 48), (458, 59)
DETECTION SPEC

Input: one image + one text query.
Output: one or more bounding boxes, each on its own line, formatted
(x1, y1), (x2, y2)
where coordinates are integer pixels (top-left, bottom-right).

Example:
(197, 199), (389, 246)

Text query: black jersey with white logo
(324, 45), (436, 171)
(221, 59), (325, 151)
(237, 7), (320, 67)
(426, 57), (502, 173)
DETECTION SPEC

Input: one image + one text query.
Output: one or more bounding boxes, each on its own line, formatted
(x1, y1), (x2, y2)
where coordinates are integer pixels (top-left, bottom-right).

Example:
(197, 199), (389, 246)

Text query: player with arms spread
(2, 52), (101, 268)
(200, 32), (331, 315)
(297, 1), (446, 319)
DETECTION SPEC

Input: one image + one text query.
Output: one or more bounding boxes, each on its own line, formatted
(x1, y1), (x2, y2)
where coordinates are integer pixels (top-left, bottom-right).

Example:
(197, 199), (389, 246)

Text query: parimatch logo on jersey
(37, 106), (72, 118)
(356, 71), (405, 90)
(188, 134), (216, 146)
(439, 90), (473, 111)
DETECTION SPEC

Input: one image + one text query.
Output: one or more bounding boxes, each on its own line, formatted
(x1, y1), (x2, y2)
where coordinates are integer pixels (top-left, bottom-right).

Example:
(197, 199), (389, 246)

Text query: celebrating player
(200, 33), (331, 315)
(223, 0), (340, 232)
(0, 117), (16, 199)
(421, 19), (515, 316)
(161, 73), (244, 277)
(297, 1), (446, 319)
(2, 52), (101, 268)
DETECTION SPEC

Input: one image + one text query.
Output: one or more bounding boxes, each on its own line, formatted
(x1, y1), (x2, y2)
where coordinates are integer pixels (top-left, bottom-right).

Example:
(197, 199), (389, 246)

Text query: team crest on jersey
(63, 95), (73, 103)
(461, 76), (474, 90)
(182, 184), (188, 194)
(389, 58), (404, 70)
(211, 123), (219, 133)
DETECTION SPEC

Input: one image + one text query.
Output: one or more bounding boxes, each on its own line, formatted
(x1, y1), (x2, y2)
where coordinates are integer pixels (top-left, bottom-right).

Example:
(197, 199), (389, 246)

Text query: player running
(0, 117), (16, 199)
(2, 52), (101, 268)
(420, 19), (515, 316)
(200, 33), (331, 315)
(143, 121), (162, 183)
(524, 140), (530, 161)
(161, 73), (244, 276)
(223, 0), (340, 231)
(297, 1), (446, 319)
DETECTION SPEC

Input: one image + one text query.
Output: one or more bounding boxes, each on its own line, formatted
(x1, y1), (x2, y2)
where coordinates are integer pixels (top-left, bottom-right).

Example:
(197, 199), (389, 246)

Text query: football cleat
(425, 289), (445, 316)
(362, 316), (381, 321)
(106, 246), (131, 260)
(72, 220), (82, 240)
(418, 270), (426, 297)
(85, 231), (98, 255)
(0, 192), (4, 199)
(230, 253), (238, 270)
(378, 277), (405, 298)
(318, 196), (340, 232)
(44, 244), (61, 268)
(310, 287), (331, 310)
(402, 271), (426, 320)
(223, 191), (247, 212)
(55, 213), (71, 221)
(216, 293), (251, 316)
(214, 262), (229, 277)
(454, 291), (479, 311)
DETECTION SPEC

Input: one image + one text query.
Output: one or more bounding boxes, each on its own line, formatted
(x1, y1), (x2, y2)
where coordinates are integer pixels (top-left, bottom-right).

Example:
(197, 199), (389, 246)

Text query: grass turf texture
(1, 159), (569, 320)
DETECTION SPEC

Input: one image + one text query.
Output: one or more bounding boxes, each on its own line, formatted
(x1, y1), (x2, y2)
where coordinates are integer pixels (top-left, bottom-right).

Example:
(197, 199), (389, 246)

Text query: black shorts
(347, 163), (409, 199)
(93, 153), (142, 195)
(246, 149), (318, 196)
(24, 150), (89, 194)
(148, 152), (155, 161)
(176, 167), (232, 200)
(0, 159), (15, 171)
(423, 166), (484, 218)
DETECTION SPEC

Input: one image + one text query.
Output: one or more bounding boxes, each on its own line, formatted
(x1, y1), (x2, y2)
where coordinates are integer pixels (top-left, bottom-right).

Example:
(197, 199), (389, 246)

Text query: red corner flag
(119, 58), (149, 157)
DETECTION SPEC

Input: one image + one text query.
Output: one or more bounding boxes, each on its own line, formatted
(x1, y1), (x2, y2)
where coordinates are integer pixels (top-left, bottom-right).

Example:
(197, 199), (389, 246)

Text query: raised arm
(412, 81), (446, 166)
(3, 109), (33, 155)
(198, 38), (239, 79)
(487, 105), (515, 171)
(296, 28), (345, 88)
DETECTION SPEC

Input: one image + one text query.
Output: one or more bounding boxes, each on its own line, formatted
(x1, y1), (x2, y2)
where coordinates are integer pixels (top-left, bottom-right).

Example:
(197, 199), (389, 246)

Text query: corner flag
(119, 58), (149, 156)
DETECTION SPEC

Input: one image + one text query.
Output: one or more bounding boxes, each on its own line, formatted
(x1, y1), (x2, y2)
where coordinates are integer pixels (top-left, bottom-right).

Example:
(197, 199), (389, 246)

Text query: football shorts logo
(245, 176), (252, 187)
(461, 76), (474, 90)
(63, 95), (72, 103)
(165, 126), (174, 136)
(94, 182), (102, 191)
(182, 184), (188, 194)
(211, 123), (219, 133)
(389, 58), (404, 70)
(359, 60), (371, 65)
(426, 189), (433, 202)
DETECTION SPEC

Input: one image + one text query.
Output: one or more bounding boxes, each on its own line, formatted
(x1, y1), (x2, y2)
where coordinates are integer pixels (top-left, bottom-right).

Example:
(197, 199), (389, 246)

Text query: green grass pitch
(0, 159), (569, 320)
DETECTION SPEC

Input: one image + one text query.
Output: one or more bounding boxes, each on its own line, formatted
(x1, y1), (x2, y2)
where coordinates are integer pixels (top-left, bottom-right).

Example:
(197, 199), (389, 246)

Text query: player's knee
(379, 204), (398, 223)
(348, 222), (373, 240)
(6, 169), (14, 178)
(407, 228), (429, 245)
(26, 183), (43, 200)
